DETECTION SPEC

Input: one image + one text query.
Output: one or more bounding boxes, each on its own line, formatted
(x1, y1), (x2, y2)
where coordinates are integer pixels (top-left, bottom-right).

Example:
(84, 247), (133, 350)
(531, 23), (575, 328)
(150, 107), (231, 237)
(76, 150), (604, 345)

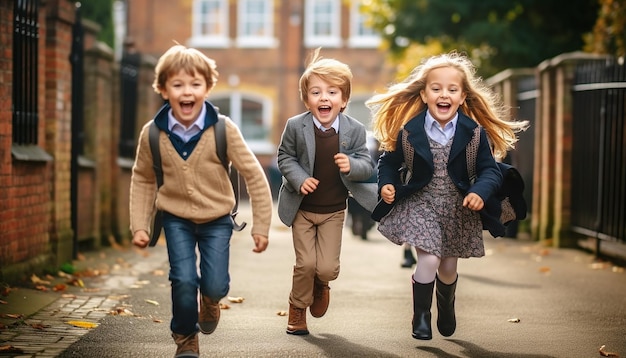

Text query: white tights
(412, 247), (458, 285)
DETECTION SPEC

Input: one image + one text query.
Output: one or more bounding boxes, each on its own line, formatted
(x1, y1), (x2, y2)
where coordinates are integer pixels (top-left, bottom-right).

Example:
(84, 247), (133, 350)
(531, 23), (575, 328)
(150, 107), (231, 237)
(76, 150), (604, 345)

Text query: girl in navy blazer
(367, 52), (528, 340)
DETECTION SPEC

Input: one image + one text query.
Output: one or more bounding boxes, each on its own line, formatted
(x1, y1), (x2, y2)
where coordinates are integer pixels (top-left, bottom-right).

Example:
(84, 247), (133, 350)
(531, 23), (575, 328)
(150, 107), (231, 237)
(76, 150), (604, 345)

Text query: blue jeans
(162, 212), (233, 335)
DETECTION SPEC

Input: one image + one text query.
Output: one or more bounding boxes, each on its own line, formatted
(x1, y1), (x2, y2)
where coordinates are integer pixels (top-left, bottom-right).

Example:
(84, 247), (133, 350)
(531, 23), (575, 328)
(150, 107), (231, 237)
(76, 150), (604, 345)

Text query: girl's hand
(334, 153), (350, 173)
(300, 177), (320, 195)
(463, 192), (484, 211)
(132, 230), (150, 248)
(381, 184), (396, 204)
(252, 234), (269, 253)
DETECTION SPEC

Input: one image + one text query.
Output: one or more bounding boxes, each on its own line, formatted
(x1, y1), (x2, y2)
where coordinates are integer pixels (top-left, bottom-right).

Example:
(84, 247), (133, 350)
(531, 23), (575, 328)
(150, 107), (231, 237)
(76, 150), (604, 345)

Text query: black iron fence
(12, 0), (39, 145)
(571, 59), (626, 244)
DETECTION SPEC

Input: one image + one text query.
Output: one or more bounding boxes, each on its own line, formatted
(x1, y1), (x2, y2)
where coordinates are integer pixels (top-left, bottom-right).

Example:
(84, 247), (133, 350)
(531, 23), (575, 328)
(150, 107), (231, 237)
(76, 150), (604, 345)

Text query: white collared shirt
(168, 104), (206, 143)
(313, 116), (340, 133)
(424, 111), (458, 145)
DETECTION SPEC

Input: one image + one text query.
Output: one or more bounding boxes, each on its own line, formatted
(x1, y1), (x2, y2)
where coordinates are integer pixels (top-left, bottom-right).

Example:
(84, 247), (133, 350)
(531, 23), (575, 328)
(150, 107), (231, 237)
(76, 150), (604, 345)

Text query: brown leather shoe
(286, 303), (309, 335)
(172, 332), (199, 358)
(310, 280), (330, 318)
(198, 295), (220, 334)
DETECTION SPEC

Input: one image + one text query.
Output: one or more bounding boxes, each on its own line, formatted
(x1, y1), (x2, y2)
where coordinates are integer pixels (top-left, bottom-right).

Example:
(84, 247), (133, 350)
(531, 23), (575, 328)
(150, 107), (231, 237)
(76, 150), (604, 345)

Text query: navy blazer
(371, 110), (503, 234)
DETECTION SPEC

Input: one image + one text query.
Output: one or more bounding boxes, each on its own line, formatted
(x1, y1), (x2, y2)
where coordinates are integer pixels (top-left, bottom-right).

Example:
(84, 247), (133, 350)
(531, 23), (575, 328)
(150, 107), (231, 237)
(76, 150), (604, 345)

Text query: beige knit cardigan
(129, 117), (272, 238)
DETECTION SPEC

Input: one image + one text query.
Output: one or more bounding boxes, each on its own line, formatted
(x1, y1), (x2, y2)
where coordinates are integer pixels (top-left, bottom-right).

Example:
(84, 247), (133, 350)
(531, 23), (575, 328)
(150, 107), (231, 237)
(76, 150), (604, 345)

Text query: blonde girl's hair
(299, 48), (352, 112)
(367, 52), (528, 160)
(152, 44), (219, 94)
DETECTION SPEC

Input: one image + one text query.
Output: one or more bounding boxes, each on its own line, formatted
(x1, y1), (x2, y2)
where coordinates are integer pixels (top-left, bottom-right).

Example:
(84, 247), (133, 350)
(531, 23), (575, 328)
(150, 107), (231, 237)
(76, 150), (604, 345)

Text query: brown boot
(310, 279), (330, 318)
(198, 295), (220, 334)
(286, 303), (309, 335)
(172, 332), (199, 358)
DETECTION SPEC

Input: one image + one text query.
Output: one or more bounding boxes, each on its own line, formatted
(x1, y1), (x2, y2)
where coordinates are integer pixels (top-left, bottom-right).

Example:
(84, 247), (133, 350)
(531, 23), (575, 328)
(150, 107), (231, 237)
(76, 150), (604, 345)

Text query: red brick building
(123, 0), (397, 168)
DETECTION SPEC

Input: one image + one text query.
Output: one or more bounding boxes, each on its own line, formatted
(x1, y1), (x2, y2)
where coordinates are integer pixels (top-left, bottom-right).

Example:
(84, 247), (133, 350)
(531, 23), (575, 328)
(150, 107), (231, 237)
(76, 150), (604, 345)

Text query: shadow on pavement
(460, 273), (541, 289)
(304, 333), (403, 358)
(417, 339), (557, 358)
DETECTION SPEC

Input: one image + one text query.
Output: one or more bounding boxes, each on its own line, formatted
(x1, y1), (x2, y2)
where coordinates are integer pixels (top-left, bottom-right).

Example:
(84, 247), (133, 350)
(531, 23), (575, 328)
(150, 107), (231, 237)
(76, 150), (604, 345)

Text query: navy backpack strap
(215, 115), (246, 231)
(148, 121), (163, 246)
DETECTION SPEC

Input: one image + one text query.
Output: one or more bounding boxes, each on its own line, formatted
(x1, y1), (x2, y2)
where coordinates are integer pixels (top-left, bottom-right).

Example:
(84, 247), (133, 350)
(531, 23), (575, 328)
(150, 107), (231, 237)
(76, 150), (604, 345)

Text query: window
(211, 93), (275, 154)
(348, 2), (381, 48)
(304, 0), (341, 48)
(189, 0), (230, 48)
(236, 0), (277, 48)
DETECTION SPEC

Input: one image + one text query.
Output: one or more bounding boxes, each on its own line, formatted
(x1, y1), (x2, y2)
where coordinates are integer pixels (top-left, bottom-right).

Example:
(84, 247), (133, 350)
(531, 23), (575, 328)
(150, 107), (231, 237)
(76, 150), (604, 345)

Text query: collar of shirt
(312, 115), (339, 133)
(168, 103), (206, 143)
(424, 110), (458, 146)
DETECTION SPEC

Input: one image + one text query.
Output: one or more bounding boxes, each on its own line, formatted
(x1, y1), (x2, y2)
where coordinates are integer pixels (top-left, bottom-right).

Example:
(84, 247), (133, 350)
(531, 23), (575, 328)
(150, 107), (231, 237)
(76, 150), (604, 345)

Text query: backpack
(147, 115), (246, 247)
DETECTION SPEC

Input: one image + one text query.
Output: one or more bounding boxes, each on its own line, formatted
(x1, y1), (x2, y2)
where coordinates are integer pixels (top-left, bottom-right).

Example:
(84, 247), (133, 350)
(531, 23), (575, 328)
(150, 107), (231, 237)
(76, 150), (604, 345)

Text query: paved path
(1, 204), (625, 357)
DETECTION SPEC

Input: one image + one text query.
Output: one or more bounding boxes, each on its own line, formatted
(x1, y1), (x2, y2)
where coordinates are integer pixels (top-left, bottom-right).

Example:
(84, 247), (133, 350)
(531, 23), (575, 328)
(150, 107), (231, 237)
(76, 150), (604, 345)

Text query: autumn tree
(363, 0), (599, 76)
(584, 0), (626, 57)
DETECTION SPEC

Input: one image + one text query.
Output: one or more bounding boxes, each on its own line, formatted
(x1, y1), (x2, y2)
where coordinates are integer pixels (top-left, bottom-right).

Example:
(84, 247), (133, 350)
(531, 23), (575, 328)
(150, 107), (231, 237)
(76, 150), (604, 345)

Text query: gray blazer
(277, 112), (378, 226)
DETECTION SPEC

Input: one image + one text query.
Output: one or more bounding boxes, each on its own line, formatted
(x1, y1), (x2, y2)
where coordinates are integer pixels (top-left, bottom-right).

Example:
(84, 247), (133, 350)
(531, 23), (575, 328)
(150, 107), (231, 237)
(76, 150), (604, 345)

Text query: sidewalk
(1, 204), (625, 357)
(0, 241), (169, 357)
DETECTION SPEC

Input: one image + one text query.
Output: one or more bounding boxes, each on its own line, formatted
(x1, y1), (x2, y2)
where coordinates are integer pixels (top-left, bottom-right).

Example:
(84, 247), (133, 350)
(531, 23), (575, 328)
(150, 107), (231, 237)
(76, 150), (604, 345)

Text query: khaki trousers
(289, 209), (345, 308)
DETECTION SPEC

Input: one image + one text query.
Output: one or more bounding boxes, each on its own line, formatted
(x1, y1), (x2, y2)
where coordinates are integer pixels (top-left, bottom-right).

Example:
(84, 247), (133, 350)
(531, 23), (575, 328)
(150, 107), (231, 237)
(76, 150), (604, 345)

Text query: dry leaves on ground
(227, 296), (245, 303)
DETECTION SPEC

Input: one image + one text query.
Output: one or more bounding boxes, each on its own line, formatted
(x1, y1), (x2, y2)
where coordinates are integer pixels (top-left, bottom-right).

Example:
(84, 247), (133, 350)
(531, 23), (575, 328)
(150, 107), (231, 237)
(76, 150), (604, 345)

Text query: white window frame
(348, 2), (381, 48)
(189, 0), (230, 48)
(304, 0), (341, 48)
(236, 0), (278, 48)
(211, 92), (275, 155)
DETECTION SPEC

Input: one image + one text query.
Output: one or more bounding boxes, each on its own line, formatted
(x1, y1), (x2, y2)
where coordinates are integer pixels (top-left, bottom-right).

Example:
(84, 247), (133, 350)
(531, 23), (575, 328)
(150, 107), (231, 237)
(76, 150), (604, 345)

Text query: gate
(571, 59), (626, 245)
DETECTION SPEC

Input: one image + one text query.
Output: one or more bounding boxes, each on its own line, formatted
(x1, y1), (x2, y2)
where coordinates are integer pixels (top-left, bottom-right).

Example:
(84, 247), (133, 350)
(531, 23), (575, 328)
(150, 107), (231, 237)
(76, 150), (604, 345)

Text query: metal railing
(571, 59), (626, 244)
(12, 0), (39, 145)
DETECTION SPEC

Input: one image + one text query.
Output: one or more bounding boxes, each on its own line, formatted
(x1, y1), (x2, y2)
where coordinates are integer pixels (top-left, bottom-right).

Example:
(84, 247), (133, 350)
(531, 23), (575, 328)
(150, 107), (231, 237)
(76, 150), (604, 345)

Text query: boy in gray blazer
(277, 48), (377, 336)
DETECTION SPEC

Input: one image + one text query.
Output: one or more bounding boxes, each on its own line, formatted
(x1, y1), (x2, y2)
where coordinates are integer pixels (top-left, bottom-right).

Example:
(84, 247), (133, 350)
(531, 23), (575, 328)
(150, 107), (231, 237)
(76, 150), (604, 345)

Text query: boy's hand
(300, 177), (320, 195)
(334, 153), (350, 173)
(252, 234), (268, 253)
(463, 192), (484, 211)
(132, 230), (150, 248)
(381, 184), (396, 204)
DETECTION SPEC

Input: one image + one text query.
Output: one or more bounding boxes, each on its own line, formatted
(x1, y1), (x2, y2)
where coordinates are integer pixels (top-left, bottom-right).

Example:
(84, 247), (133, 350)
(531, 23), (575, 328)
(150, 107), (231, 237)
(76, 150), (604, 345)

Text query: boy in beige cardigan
(129, 44), (272, 358)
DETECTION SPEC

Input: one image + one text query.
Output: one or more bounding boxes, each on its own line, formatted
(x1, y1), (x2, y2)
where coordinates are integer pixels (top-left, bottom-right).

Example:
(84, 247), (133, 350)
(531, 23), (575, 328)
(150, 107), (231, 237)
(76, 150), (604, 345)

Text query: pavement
(0, 203), (625, 358)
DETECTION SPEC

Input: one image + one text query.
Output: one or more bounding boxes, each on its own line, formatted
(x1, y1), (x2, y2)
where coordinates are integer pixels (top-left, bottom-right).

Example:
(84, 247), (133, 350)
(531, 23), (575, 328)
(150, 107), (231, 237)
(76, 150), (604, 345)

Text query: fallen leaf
(145, 299), (159, 306)
(152, 269), (165, 276)
(538, 266), (551, 274)
(0, 300), (7, 305)
(612, 266), (624, 273)
(276, 311), (287, 316)
(31, 274), (51, 285)
(66, 320), (99, 329)
(109, 307), (135, 316)
(1, 287), (11, 297)
(30, 323), (49, 330)
(62, 294), (77, 299)
(599, 345), (620, 357)
(0, 313), (23, 319)
(52, 283), (67, 292)
(227, 296), (245, 303)
(151, 317), (163, 323)
(507, 318), (521, 323)
(0, 345), (24, 353)
(35, 285), (49, 291)
(219, 303), (230, 309)
(66, 278), (84, 288)
(590, 262), (608, 270)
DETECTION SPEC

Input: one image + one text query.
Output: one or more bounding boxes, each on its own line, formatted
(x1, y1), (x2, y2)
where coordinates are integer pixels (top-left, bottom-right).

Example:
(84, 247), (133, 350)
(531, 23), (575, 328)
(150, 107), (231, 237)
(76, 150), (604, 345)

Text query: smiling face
(420, 66), (467, 127)
(304, 75), (347, 128)
(159, 69), (211, 127)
